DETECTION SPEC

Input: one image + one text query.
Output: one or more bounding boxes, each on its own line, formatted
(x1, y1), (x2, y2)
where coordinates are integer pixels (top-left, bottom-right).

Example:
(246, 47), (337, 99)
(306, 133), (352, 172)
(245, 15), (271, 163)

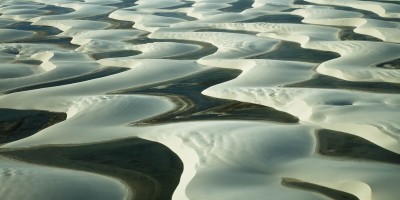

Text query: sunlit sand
(1, 0), (400, 200)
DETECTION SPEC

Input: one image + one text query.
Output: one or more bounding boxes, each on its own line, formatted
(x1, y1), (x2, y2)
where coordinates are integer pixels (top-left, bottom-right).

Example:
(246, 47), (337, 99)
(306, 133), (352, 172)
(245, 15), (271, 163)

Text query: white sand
(0, 156), (129, 200)
(150, 31), (280, 59)
(200, 59), (400, 153)
(1, 0), (400, 200)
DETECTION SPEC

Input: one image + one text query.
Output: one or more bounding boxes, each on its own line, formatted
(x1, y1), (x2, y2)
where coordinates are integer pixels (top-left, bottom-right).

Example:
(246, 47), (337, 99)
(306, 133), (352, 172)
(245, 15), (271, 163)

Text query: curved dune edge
(292, 7), (400, 43)
(1, 137), (183, 200)
(282, 178), (372, 200)
(0, 108), (66, 145)
(1, 0), (400, 200)
(281, 178), (360, 200)
(2, 84), (400, 200)
(172, 22), (400, 83)
(304, 0), (400, 19)
(0, 29), (36, 42)
(0, 155), (130, 200)
(199, 59), (400, 153)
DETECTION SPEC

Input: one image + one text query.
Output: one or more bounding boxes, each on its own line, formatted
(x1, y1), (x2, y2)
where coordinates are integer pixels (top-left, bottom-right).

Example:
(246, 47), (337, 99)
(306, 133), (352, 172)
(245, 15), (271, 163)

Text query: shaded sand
(0, 29), (36, 42)
(1, 0), (400, 200)
(316, 129), (400, 165)
(153, 12), (197, 21)
(247, 41), (340, 63)
(376, 58), (400, 70)
(3, 67), (129, 94)
(0, 63), (40, 79)
(0, 50), (106, 91)
(200, 59), (400, 154)
(0, 108), (66, 144)
(40, 5), (75, 16)
(126, 38), (218, 60)
(219, 0), (254, 13)
(0, 155), (129, 200)
(91, 50), (142, 60)
(114, 68), (299, 125)
(286, 74), (400, 94)
(292, 5), (400, 43)
(338, 27), (382, 42)
(282, 178), (359, 200)
(1, 138), (183, 200)
(240, 14), (304, 24)
(147, 31), (279, 59)
(81, 14), (136, 29)
(190, 22), (400, 83)
(5, 21), (62, 37)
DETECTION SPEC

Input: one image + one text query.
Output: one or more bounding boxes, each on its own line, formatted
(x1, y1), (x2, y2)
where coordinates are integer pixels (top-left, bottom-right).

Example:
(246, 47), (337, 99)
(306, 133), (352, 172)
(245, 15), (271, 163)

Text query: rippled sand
(1, 0), (400, 200)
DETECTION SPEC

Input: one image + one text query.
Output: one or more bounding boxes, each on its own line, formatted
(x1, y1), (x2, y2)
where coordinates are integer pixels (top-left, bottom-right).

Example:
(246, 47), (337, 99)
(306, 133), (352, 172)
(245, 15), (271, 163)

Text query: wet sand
(316, 129), (400, 165)
(1, 0), (400, 199)
(282, 178), (359, 200)
(3, 67), (129, 94)
(286, 74), (400, 94)
(1, 138), (183, 200)
(0, 108), (66, 144)
(114, 68), (299, 125)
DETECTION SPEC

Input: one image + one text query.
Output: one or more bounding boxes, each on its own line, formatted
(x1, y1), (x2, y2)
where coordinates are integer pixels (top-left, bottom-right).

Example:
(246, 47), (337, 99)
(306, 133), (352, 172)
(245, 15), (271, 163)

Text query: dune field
(1, 0), (400, 199)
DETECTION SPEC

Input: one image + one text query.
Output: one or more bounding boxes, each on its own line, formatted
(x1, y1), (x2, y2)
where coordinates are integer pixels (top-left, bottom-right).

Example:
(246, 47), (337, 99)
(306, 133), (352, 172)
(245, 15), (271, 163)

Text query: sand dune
(293, 7), (400, 43)
(0, 156), (129, 200)
(149, 31), (279, 59)
(1, 0), (400, 200)
(0, 29), (35, 42)
(179, 22), (400, 82)
(306, 0), (400, 18)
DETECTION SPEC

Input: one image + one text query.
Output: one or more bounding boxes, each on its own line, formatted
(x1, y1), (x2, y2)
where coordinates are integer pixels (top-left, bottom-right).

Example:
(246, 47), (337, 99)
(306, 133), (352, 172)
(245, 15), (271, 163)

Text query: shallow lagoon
(1, 0), (400, 200)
